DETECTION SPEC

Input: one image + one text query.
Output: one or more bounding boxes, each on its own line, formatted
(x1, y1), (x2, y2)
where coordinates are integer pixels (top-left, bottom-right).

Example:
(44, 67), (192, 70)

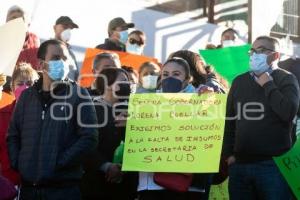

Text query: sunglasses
(129, 38), (144, 46)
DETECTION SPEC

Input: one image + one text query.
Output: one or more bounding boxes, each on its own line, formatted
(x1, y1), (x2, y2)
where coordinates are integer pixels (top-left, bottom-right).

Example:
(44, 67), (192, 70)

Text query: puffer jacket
(7, 78), (98, 185)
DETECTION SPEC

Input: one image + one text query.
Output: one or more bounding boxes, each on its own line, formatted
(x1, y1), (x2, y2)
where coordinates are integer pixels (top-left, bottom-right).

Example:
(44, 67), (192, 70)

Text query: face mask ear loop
(42, 60), (48, 73)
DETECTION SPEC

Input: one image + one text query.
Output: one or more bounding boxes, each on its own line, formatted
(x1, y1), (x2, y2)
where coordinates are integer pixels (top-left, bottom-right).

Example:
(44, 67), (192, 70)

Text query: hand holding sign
(198, 85), (215, 95)
(106, 163), (123, 183)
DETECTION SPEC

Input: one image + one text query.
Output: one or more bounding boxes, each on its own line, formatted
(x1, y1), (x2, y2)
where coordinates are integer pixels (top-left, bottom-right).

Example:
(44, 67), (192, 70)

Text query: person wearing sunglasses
(126, 30), (146, 55)
(223, 36), (299, 199)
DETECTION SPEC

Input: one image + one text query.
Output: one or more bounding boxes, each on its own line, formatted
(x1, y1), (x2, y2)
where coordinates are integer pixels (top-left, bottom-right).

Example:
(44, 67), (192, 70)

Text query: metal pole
(208, 0), (215, 23)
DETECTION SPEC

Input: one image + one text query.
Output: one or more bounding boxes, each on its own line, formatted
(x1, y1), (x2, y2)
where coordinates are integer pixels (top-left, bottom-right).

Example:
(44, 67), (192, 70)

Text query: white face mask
(222, 40), (235, 47)
(250, 53), (270, 75)
(142, 75), (158, 89)
(126, 44), (143, 55)
(61, 29), (71, 42)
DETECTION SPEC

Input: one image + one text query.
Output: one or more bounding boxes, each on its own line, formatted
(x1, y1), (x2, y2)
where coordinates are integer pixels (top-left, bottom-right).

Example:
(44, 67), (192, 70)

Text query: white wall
(251, 0), (284, 42)
(0, 0), (248, 66)
(251, 0), (300, 58)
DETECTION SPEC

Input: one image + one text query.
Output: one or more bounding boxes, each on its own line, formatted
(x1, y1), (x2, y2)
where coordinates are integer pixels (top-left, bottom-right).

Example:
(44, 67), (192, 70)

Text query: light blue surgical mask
(119, 30), (128, 44)
(250, 53), (269, 75)
(126, 43), (143, 55)
(47, 60), (69, 81)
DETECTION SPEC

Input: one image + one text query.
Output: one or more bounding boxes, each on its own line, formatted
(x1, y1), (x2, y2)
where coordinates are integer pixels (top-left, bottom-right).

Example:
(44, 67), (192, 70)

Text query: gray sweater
(223, 68), (300, 162)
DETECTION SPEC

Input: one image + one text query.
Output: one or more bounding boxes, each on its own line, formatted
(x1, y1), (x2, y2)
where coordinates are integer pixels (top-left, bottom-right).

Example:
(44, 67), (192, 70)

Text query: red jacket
(17, 48), (39, 70)
(23, 32), (40, 50)
(16, 32), (40, 70)
(0, 92), (20, 185)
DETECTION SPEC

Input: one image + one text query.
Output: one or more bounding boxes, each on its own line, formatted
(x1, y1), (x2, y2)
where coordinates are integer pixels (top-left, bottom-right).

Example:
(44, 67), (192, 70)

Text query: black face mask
(114, 83), (131, 101)
(162, 77), (183, 93)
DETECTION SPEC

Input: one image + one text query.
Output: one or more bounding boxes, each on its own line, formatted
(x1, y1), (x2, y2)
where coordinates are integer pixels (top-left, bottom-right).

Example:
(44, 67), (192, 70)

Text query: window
(271, 0), (300, 42)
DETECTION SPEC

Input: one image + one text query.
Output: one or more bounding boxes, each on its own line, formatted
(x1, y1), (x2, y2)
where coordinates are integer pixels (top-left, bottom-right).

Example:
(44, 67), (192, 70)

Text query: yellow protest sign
(122, 93), (227, 173)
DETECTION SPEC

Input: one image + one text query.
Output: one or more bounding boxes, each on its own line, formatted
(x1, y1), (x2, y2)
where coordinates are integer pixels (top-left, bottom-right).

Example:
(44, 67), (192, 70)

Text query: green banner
(273, 140), (300, 199)
(122, 93), (227, 173)
(209, 179), (229, 200)
(199, 44), (251, 84)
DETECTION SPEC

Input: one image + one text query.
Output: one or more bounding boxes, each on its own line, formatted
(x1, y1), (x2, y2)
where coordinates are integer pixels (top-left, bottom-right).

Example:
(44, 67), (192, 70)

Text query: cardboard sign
(0, 18), (27, 76)
(79, 48), (158, 88)
(274, 140), (300, 199)
(122, 93), (227, 173)
(200, 44), (251, 84)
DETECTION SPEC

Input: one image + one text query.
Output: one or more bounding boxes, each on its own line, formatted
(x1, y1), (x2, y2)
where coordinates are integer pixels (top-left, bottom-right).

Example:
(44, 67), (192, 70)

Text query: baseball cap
(55, 16), (79, 28)
(108, 17), (134, 32)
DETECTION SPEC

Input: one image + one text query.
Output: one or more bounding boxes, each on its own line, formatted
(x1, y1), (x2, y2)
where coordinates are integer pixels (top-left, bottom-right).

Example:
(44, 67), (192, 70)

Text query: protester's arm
(7, 96), (24, 170)
(56, 87), (98, 169)
(263, 73), (300, 122)
(222, 79), (237, 160)
(98, 134), (123, 183)
(100, 151), (122, 183)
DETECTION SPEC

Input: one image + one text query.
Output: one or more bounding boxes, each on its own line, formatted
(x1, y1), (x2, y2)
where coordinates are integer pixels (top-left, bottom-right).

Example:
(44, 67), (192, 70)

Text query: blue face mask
(162, 77), (183, 93)
(250, 53), (270, 75)
(47, 60), (68, 81)
(126, 44), (143, 55)
(119, 30), (128, 44)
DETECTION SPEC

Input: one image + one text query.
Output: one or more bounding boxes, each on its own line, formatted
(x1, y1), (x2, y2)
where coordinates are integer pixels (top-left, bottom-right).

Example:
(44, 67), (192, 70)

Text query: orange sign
(79, 48), (158, 88)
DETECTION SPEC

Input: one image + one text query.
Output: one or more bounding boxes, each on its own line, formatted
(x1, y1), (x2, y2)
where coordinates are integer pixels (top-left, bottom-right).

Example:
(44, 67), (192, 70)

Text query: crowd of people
(0, 4), (299, 200)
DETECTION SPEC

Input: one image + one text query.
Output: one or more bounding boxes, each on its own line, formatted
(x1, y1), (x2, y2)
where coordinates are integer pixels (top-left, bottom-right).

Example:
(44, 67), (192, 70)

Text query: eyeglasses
(248, 46), (276, 55)
(129, 38), (144, 46)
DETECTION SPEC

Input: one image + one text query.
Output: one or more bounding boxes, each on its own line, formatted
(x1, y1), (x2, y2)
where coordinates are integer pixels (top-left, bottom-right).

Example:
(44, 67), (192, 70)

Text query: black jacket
(223, 68), (300, 162)
(95, 38), (126, 52)
(83, 98), (126, 171)
(81, 98), (137, 200)
(7, 78), (98, 184)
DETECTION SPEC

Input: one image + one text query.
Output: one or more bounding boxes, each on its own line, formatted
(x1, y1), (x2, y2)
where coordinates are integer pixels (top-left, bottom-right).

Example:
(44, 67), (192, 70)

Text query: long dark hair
(168, 50), (207, 87)
(95, 68), (130, 95)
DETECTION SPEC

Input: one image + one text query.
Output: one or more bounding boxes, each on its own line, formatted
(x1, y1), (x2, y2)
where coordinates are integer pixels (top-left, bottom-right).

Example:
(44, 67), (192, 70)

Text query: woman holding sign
(168, 51), (229, 199)
(138, 57), (209, 200)
(81, 68), (137, 200)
